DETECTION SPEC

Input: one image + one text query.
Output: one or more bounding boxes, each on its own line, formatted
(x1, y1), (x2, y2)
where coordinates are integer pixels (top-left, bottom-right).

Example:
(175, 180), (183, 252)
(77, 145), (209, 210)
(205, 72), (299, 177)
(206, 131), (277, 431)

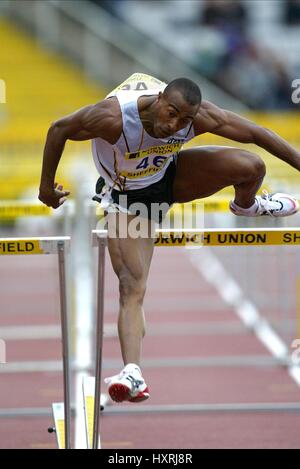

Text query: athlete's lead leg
(173, 146), (266, 207)
(173, 146), (298, 216)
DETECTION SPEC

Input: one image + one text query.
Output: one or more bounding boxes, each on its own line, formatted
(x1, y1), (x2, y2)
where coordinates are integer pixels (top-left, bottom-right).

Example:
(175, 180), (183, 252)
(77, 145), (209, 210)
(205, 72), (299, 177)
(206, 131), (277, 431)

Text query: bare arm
(194, 100), (300, 171)
(39, 99), (121, 208)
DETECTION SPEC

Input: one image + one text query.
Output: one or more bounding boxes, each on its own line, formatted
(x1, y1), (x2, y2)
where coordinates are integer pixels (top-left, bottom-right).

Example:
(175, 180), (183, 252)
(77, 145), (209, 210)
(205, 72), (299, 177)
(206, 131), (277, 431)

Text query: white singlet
(92, 73), (195, 193)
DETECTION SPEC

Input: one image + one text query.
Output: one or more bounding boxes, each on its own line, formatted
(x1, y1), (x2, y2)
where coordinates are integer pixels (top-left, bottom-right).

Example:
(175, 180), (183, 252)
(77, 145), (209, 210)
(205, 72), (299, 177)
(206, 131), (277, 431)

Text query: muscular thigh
(173, 145), (252, 203)
(107, 212), (155, 285)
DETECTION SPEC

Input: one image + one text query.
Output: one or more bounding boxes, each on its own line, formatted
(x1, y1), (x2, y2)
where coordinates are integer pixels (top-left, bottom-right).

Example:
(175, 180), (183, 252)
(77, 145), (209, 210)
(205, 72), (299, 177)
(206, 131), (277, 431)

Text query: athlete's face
(153, 90), (200, 139)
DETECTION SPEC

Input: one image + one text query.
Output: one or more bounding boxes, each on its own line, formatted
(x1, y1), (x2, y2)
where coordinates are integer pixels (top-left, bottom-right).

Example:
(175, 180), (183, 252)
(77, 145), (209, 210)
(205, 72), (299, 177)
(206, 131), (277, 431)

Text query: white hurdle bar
(0, 236), (71, 449)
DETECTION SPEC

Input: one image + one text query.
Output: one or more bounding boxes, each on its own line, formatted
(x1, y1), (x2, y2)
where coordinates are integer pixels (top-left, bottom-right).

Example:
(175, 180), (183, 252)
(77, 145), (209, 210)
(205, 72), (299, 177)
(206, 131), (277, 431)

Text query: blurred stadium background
(0, 0), (300, 449)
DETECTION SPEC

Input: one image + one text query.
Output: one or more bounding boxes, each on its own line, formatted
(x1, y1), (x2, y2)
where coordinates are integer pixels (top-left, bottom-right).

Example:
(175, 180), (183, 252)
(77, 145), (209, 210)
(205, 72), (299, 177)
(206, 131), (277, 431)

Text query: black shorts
(95, 159), (177, 224)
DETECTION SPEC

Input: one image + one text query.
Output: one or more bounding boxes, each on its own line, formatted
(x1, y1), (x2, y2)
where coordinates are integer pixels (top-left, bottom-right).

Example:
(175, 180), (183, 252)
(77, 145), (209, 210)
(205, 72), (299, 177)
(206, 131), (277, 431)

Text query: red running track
(0, 248), (300, 448)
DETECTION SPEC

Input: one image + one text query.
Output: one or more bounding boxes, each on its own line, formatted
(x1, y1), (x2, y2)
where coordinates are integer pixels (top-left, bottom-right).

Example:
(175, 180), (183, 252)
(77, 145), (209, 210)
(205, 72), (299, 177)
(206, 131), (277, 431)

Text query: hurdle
(0, 200), (74, 237)
(0, 200), (52, 219)
(0, 236), (71, 449)
(2, 226), (298, 447)
(87, 227), (300, 447)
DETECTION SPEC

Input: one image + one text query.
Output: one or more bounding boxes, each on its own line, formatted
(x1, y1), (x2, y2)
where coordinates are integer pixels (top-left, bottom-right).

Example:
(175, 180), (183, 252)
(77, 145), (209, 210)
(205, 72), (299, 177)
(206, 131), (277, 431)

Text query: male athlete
(39, 73), (299, 403)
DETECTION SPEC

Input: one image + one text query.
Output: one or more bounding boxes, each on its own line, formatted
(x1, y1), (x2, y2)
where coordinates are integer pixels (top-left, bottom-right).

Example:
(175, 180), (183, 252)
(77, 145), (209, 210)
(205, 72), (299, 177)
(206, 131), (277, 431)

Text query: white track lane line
(0, 325), (60, 340)
(187, 247), (300, 386)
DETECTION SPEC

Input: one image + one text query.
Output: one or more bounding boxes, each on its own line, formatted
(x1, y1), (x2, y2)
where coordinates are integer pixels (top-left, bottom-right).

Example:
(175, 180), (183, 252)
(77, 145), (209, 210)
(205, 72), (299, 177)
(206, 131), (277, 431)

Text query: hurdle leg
(49, 403), (66, 449)
(57, 241), (71, 449)
(92, 236), (106, 449)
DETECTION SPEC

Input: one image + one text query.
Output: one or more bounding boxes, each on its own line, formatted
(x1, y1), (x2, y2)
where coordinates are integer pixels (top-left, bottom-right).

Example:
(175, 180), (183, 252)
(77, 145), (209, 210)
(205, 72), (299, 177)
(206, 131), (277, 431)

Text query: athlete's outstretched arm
(39, 99), (121, 208)
(194, 100), (300, 172)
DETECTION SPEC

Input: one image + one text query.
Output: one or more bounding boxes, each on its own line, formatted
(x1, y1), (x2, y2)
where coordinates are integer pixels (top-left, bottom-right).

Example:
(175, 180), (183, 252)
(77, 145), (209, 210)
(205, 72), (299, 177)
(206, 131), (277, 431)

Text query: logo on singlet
(167, 138), (186, 144)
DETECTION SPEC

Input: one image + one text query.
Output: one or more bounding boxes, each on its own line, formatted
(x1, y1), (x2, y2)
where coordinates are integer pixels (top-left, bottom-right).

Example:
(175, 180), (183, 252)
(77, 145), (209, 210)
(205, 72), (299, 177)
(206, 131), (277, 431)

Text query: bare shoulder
(82, 97), (122, 144)
(53, 96), (122, 143)
(193, 100), (228, 135)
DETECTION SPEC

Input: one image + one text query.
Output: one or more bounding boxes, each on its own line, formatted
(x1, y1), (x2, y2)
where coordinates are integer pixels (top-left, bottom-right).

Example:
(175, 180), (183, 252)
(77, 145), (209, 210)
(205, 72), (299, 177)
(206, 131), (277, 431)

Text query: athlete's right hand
(38, 182), (71, 209)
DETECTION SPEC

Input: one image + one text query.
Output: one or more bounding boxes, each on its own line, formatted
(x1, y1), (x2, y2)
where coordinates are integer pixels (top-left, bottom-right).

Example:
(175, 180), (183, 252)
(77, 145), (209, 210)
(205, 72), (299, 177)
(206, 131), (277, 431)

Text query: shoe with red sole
(104, 363), (149, 403)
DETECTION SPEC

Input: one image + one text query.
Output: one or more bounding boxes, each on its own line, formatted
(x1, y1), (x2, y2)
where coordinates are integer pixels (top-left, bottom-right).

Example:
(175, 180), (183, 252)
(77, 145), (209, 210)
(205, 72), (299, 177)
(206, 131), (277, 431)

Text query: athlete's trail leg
(107, 212), (154, 366)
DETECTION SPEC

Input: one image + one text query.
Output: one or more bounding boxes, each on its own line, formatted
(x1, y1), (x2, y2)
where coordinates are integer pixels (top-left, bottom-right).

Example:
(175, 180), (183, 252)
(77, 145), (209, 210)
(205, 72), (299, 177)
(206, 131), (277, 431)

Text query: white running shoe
(230, 191), (299, 217)
(104, 364), (149, 403)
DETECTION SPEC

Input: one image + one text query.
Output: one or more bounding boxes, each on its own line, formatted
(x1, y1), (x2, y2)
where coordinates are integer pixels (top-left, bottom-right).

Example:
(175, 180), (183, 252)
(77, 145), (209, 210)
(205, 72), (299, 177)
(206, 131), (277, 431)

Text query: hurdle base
(50, 402), (66, 449)
(82, 376), (109, 448)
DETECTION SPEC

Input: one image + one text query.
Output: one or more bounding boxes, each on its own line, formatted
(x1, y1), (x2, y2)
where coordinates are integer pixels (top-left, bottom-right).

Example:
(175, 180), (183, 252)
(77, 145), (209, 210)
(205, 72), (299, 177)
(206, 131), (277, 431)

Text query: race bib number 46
(121, 155), (169, 179)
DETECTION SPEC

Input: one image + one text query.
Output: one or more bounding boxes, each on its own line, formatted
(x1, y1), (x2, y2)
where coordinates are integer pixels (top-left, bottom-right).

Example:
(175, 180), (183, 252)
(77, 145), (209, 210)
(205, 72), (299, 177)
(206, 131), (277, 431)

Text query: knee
(119, 273), (147, 306)
(238, 151), (266, 181)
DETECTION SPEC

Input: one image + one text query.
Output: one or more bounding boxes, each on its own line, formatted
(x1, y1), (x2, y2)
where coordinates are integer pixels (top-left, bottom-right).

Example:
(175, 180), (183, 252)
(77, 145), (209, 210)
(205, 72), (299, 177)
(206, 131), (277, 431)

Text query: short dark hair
(163, 78), (202, 106)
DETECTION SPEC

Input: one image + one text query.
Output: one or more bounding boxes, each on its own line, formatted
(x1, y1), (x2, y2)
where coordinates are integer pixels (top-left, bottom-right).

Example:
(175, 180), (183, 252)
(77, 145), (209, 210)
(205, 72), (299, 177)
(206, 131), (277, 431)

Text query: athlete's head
(154, 78), (201, 138)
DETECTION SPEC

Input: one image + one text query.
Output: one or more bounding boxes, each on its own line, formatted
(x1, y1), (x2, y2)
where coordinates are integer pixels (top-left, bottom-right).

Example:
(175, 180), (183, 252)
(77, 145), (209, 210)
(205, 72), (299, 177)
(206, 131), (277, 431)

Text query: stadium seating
(0, 18), (106, 200)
